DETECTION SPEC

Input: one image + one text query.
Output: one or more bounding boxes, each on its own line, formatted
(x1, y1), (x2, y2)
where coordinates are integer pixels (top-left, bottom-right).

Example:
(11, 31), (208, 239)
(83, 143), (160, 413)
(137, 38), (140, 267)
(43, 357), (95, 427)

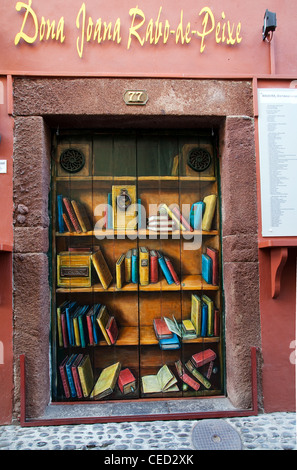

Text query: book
(159, 333), (180, 350)
(202, 194), (217, 231)
(147, 215), (176, 232)
(107, 193), (113, 229)
(191, 349), (217, 368)
(164, 256), (180, 285)
(189, 201), (205, 230)
(105, 315), (119, 345)
(206, 246), (219, 285)
(153, 318), (173, 340)
(118, 368), (136, 394)
(185, 360), (211, 389)
(59, 356), (70, 398)
(158, 203), (186, 231)
(202, 294), (214, 336)
(164, 315), (197, 340)
(57, 252), (92, 288)
(141, 364), (178, 394)
(91, 247), (112, 290)
(171, 206), (193, 232)
(201, 302), (208, 337)
(77, 355), (94, 398)
(182, 319), (196, 335)
(57, 194), (65, 233)
(125, 249), (132, 283)
(63, 197), (82, 233)
(214, 308), (220, 337)
(71, 353), (84, 398)
(131, 248), (138, 284)
(116, 253), (125, 289)
(71, 200), (92, 233)
(57, 300), (71, 347)
(157, 252), (174, 285)
(96, 304), (115, 345)
(149, 250), (158, 283)
(65, 302), (78, 346)
(191, 294), (201, 336)
(65, 354), (78, 398)
(175, 360), (200, 390)
(139, 246), (149, 286)
(90, 362), (121, 399)
(62, 213), (74, 232)
(76, 305), (89, 348)
(202, 253), (213, 284)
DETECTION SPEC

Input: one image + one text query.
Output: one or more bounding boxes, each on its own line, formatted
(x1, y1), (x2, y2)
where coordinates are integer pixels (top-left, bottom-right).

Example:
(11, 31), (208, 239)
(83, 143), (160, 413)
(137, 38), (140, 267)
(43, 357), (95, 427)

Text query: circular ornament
(116, 188), (132, 211)
(187, 147), (212, 172)
(60, 148), (85, 173)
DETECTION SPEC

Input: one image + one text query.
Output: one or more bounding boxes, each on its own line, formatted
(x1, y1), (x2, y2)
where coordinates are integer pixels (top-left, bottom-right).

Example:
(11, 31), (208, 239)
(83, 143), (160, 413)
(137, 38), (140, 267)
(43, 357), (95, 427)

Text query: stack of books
(153, 317), (181, 350)
(147, 215), (177, 232)
(201, 246), (219, 285)
(59, 354), (94, 399)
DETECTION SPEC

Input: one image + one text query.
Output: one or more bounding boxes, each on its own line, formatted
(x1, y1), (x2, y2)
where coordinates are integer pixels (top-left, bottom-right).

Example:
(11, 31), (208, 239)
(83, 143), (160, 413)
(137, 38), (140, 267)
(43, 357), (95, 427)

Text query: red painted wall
(0, 76), (14, 424)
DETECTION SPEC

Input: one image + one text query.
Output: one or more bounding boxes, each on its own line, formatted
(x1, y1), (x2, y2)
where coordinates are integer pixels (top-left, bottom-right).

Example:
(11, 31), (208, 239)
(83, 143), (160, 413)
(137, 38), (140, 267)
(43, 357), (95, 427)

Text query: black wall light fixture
(263, 9), (277, 41)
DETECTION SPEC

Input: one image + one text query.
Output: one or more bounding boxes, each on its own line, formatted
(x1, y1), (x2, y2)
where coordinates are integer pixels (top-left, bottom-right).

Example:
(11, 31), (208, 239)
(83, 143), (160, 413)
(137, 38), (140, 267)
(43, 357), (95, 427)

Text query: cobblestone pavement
(0, 412), (296, 451)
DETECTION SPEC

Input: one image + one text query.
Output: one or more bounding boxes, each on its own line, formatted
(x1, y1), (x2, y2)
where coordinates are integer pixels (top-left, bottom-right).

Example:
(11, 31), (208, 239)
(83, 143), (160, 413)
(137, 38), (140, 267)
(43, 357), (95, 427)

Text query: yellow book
(57, 252), (92, 288)
(202, 294), (214, 336)
(56, 301), (69, 347)
(96, 304), (112, 345)
(139, 246), (149, 286)
(158, 203), (186, 231)
(142, 364), (178, 393)
(202, 195), (217, 231)
(116, 253), (125, 289)
(90, 362), (121, 399)
(73, 313), (81, 346)
(112, 185), (137, 230)
(91, 247), (112, 290)
(191, 294), (201, 336)
(182, 319), (195, 333)
(78, 355), (94, 398)
(125, 249), (132, 283)
(71, 200), (92, 233)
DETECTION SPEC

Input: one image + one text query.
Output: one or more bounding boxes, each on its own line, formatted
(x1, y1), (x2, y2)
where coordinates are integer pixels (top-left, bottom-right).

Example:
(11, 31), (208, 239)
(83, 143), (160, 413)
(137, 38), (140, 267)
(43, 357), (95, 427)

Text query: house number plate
(123, 90), (148, 105)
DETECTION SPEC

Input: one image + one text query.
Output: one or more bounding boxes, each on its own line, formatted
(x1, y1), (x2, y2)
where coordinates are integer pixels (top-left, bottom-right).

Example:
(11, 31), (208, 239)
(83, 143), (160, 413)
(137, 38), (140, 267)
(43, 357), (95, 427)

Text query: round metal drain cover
(192, 419), (242, 450)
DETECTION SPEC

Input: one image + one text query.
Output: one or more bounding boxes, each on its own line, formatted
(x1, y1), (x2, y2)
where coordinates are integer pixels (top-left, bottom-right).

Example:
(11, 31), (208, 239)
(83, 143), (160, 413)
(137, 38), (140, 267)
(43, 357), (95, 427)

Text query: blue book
(132, 249), (138, 284)
(65, 354), (78, 397)
(77, 305), (89, 348)
(57, 194), (65, 233)
(159, 333), (180, 350)
(202, 253), (213, 284)
(190, 201), (205, 230)
(201, 303), (208, 337)
(65, 302), (78, 346)
(107, 193), (113, 229)
(158, 254), (174, 285)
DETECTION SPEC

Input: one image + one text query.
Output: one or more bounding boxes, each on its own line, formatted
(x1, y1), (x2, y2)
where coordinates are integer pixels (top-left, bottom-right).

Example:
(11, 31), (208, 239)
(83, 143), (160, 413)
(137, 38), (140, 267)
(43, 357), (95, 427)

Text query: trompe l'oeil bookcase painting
(51, 130), (224, 402)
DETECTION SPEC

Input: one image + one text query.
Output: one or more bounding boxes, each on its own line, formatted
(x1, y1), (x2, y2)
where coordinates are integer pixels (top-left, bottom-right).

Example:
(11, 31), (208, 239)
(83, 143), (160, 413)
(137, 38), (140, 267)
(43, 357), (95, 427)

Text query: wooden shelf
(56, 275), (219, 293)
(94, 326), (220, 346)
(56, 229), (218, 237)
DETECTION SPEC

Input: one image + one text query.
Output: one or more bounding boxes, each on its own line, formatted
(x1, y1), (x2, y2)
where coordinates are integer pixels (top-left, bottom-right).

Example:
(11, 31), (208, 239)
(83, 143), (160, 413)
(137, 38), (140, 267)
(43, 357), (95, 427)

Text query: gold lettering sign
(123, 90), (148, 106)
(14, 1), (243, 59)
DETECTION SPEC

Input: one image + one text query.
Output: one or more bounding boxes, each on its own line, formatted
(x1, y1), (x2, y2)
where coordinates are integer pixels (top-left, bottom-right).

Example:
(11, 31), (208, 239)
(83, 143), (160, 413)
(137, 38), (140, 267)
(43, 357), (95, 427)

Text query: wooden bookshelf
(52, 131), (224, 403)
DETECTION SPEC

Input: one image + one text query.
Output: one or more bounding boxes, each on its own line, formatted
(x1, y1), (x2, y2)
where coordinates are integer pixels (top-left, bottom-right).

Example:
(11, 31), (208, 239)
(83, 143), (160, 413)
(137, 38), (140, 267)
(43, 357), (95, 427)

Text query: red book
(59, 356), (70, 398)
(164, 257), (180, 285)
(175, 360), (200, 390)
(86, 312), (95, 345)
(153, 318), (172, 339)
(60, 312), (68, 347)
(172, 207), (193, 232)
(105, 316), (118, 345)
(71, 354), (84, 399)
(191, 349), (216, 368)
(118, 368), (136, 394)
(150, 250), (159, 283)
(62, 213), (74, 232)
(206, 246), (219, 285)
(214, 309), (220, 336)
(63, 197), (82, 233)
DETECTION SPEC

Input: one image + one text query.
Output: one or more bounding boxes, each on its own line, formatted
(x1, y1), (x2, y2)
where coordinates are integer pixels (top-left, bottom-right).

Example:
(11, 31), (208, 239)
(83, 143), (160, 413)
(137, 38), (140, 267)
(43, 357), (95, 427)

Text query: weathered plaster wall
(12, 77), (261, 418)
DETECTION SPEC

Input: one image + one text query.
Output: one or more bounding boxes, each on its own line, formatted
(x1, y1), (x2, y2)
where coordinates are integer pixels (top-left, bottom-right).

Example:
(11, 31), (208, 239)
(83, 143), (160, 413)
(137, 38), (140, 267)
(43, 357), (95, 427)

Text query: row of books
(57, 195), (92, 233)
(59, 349), (217, 399)
(202, 246), (219, 285)
(56, 301), (118, 348)
(57, 193), (217, 234)
(59, 356), (136, 399)
(116, 248), (179, 288)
